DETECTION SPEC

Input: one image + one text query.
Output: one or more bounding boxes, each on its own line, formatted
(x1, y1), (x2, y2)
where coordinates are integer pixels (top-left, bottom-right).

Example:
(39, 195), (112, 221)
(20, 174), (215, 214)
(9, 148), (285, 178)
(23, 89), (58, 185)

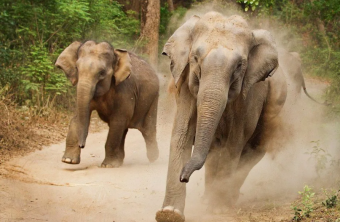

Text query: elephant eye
(170, 61), (174, 71)
(236, 62), (242, 70)
(98, 70), (106, 77)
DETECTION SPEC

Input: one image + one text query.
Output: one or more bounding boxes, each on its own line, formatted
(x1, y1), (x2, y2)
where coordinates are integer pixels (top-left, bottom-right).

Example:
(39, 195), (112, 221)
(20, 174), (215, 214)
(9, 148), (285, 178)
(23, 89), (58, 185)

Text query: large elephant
(55, 41), (159, 167)
(155, 12), (287, 222)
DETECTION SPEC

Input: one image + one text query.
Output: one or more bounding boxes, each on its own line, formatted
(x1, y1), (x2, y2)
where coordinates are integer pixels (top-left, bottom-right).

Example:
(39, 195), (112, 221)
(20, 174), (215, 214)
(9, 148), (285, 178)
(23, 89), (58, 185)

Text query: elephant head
(163, 12), (278, 182)
(55, 41), (132, 148)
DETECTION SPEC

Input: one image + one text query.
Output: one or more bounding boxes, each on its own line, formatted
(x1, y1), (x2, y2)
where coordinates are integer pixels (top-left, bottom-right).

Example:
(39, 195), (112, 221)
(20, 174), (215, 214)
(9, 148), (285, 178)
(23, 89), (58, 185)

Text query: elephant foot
(155, 206), (185, 222)
(101, 157), (123, 168)
(147, 147), (159, 163)
(62, 149), (80, 164)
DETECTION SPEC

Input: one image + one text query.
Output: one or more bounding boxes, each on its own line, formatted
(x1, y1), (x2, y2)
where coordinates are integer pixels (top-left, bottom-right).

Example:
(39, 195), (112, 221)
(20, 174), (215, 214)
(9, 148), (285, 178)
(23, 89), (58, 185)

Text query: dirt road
(0, 78), (336, 222)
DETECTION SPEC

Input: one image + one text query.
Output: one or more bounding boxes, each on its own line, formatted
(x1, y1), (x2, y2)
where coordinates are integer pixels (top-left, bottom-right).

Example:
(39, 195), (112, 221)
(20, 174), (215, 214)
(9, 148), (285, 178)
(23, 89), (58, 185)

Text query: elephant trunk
(180, 83), (228, 183)
(76, 79), (95, 148)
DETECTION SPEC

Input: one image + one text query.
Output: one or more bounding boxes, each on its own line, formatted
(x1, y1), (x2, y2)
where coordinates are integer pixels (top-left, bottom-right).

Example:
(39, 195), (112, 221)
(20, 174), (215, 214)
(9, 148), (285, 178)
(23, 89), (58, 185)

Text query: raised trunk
(180, 84), (228, 182)
(76, 80), (95, 148)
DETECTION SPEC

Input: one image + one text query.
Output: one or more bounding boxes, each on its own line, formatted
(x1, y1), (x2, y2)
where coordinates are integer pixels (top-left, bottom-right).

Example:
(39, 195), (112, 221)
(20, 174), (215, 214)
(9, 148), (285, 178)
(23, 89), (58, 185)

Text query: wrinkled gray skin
(155, 12), (287, 222)
(55, 41), (159, 167)
(279, 49), (324, 105)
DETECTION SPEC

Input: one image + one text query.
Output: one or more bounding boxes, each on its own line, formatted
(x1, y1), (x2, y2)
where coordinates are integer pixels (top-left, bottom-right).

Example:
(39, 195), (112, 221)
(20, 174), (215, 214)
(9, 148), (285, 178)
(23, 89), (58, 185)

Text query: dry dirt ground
(0, 77), (338, 222)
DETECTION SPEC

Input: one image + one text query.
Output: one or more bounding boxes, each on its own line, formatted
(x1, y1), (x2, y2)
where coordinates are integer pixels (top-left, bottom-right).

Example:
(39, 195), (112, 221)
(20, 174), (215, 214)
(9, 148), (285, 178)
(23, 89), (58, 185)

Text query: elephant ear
(113, 49), (132, 86)
(162, 15), (200, 86)
(242, 29), (278, 99)
(55, 41), (82, 86)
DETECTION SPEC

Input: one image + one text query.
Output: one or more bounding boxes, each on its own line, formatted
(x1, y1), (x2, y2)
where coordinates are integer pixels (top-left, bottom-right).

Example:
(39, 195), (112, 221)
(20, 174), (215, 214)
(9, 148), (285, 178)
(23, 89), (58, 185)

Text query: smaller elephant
(55, 41), (159, 167)
(278, 49), (326, 105)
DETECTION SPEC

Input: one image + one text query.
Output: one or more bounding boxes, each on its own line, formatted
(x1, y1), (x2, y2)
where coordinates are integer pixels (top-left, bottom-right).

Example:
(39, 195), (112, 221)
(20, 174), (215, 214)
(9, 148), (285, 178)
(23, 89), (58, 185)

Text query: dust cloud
(160, 1), (340, 218)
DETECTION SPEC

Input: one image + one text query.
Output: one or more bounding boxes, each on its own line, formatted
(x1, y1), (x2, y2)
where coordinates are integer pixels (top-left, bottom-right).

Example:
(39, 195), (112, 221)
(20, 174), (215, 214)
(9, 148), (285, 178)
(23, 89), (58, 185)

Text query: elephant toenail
(163, 206), (175, 211)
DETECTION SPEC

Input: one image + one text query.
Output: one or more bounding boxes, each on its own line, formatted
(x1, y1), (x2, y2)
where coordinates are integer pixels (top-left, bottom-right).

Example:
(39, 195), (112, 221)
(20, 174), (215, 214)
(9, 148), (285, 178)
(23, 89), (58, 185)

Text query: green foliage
(292, 185), (315, 221)
(160, 4), (172, 35)
(172, 6), (188, 19)
(304, 0), (340, 25)
(158, 6), (188, 55)
(160, 6), (187, 36)
(237, 0), (275, 12)
(326, 75), (340, 113)
(0, 43), (22, 90)
(85, 1), (139, 47)
(292, 206), (303, 221)
(237, 0), (259, 12)
(304, 140), (340, 183)
(20, 46), (69, 106)
(299, 186), (315, 217)
(322, 189), (339, 209)
(306, 140), (331, 177)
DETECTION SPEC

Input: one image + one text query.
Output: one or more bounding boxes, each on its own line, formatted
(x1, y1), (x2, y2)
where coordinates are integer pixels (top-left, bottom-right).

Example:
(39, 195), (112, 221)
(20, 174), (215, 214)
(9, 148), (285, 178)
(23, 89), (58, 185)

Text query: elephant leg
(231, 144), (266, 202)
(141, 96), (159, 163)
(209, 141), (266, 210)
(207, 151), (236, 211)
(62, 116), (81, 164)
(119, 128), (128, 158)
(156, 87), (197, 222)
(206, 140), (246, 212)
(230, 119), (274, 201)
(101, 122), (128, 168)
(202, 145), (219, 204)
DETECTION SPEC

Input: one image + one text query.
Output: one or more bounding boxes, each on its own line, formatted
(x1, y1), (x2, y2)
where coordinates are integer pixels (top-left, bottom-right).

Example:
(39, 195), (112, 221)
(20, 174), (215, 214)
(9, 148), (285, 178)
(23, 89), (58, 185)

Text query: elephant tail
(301, 77), (330, 106)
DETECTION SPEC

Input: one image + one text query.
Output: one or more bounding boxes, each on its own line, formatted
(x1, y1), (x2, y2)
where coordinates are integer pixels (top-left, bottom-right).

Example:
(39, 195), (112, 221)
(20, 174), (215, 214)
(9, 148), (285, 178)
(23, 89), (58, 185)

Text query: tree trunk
(116, 0), (141, 18)
(140, 0), (160, 67)
(167, 0), (174, 12)
(316, 17), (331, 60)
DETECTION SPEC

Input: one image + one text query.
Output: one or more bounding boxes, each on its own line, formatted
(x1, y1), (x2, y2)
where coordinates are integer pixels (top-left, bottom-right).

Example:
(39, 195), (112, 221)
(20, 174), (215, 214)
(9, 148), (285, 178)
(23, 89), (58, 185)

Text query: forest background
(0, 0), (339, 156)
